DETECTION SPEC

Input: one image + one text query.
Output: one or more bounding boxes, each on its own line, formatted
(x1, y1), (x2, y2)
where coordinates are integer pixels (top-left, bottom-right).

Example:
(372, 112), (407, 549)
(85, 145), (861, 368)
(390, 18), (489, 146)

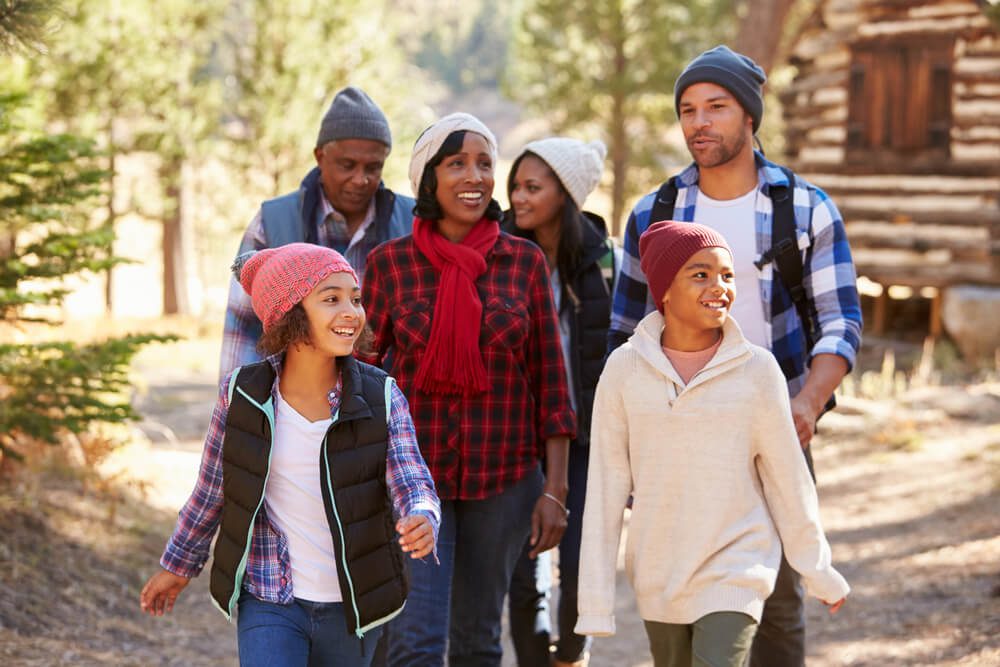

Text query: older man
(220, 87), (413, 379)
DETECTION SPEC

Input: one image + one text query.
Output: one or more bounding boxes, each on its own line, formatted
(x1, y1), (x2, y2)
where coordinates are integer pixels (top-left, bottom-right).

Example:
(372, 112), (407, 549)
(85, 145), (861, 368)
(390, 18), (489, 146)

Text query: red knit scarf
(412, 216), (499, 397)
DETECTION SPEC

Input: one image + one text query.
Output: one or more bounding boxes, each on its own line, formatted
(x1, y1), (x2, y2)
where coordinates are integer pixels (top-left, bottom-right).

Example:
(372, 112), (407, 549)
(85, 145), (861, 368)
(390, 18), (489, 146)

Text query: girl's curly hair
(257, 303), (311, 355)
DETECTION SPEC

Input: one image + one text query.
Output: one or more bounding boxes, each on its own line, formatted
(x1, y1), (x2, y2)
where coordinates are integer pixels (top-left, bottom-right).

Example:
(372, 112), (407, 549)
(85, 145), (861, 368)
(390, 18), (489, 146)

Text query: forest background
(1, 1), (999, 666)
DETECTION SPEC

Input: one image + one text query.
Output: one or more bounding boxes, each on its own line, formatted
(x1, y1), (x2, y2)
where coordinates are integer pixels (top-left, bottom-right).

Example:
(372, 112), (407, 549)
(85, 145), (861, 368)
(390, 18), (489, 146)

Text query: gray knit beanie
(315, 86), (392, 149)
(674, 45), (767, 133)
(520, 138), (607, 210)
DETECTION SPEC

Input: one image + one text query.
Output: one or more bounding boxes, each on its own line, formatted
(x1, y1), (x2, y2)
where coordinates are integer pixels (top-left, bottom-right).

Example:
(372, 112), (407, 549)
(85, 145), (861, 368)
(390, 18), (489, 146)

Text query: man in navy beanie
(609, 45), (862, 666)
(220, 87), (414, 380)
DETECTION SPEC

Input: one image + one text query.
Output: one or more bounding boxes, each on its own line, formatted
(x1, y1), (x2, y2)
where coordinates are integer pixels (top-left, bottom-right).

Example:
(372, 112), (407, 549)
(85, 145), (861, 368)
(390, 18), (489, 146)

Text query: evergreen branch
(0, 0), (59, 54)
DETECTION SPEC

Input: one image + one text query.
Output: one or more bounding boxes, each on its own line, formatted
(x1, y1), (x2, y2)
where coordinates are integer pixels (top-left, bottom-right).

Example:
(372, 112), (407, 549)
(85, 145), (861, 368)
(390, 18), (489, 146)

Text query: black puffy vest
(208, 356), (407, 637)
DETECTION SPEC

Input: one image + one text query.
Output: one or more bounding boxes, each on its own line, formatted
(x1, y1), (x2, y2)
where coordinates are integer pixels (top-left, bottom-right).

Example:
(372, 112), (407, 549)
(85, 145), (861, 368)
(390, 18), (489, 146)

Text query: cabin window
(846, 38), (954, 158)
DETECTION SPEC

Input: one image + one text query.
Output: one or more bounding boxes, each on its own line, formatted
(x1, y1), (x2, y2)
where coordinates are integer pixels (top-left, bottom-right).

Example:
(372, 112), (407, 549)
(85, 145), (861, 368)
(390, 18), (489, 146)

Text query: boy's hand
(397, 514), (434, 559)
(140, 568), (191, 616)
(824, 597), (846, 614)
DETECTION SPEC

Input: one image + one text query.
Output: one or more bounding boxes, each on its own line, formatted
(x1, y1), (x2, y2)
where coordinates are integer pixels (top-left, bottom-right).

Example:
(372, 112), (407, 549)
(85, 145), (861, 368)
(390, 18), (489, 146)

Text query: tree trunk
(105, 121), (116, 314)
(161, 156), (190, 315)
(733, 0), (799, 73)
(609, 11), (628, 238)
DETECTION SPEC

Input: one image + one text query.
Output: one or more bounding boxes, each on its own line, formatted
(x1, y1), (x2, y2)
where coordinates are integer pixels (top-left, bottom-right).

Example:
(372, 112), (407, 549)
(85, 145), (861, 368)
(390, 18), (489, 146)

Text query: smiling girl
(139, 243), (439, 667)
(362, 113), (575, 666)
(576, 221), (848, 667)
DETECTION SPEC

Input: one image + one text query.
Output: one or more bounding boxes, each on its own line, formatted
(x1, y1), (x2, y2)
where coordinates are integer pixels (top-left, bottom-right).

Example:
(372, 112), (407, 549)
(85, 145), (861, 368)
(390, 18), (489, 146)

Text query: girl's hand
(397, 514), (435, 559)
(140, 568), (191, 616)
(825, 597), (846, 614)
(528, 491), (568, 559)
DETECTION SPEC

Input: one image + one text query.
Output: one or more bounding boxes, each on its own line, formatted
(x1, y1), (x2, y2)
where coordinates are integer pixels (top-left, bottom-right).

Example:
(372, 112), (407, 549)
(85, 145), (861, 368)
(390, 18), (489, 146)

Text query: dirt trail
(3, 345), (997, 666)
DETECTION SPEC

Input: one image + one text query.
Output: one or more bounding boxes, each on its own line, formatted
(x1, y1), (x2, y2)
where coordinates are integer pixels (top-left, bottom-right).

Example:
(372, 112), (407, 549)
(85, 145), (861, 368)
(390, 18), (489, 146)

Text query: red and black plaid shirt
(362, 232), (575, 500)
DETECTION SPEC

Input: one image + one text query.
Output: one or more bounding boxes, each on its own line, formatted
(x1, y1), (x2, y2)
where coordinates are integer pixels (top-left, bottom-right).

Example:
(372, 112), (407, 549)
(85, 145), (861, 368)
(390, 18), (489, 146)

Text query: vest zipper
(321, 391), (407, 639)
(322, 428), (370, 637)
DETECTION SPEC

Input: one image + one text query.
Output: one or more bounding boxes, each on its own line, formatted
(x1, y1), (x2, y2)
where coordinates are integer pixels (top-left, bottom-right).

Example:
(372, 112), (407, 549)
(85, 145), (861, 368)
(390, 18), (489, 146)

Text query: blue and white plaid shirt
(608, 152), (862, 398)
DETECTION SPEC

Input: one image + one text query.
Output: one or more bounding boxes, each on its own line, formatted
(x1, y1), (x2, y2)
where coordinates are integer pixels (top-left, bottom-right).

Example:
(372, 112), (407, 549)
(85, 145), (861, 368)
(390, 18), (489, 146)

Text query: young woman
(503, 137), (611, 667)
(362, 113), (576, 666)
(140, 243), (439, 667)
(577, 222), (848, 667)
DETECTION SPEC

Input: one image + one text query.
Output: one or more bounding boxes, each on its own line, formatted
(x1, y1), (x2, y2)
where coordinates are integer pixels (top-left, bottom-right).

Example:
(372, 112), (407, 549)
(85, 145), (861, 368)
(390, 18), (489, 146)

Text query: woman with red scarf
(362, 113), (575, 666)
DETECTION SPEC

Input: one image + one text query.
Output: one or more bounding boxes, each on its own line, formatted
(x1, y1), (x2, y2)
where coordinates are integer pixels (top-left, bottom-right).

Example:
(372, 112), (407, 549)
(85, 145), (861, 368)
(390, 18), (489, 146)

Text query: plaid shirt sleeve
(802, 187), (863, 369)
(608, 193), (657, 354)
(385, 379), (440, 535)
(160, 376), (231, 578)
(525, 247), (576, 443)
(360, 244), (395, 368)
(219, 211), (266, 382)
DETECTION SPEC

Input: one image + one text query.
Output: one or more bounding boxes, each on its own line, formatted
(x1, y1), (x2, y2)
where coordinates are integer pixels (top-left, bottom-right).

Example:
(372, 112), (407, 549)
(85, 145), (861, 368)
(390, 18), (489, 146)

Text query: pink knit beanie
(234, 243), (358, 332)
(638, 221), (732, 313)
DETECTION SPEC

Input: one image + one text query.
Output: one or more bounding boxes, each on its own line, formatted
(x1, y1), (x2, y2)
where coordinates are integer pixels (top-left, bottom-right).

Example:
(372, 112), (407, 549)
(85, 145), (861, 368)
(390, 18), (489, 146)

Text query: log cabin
(780, 0), (1000, 336)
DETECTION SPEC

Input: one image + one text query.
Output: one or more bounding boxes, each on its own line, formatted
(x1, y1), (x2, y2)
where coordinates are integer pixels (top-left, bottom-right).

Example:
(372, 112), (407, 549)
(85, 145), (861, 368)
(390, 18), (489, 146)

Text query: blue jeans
(237, 592), (382, 667)
(387, 467), (543, 667)
(509, 444), (591, 665)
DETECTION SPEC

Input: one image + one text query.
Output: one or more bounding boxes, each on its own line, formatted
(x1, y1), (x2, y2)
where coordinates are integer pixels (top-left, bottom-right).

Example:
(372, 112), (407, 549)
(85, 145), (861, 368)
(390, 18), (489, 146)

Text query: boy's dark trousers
(750, 443), (816, 667)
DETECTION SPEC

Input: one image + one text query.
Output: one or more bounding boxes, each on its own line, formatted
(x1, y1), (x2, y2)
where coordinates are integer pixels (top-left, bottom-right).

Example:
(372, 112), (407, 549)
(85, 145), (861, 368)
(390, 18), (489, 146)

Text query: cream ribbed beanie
(520, 138), (607, 209)
(408, 112), (499, 196)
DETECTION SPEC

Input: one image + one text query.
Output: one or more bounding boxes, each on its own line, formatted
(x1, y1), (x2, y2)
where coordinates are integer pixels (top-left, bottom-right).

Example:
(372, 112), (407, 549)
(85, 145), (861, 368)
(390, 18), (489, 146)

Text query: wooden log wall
(781, 0), (1000, 288)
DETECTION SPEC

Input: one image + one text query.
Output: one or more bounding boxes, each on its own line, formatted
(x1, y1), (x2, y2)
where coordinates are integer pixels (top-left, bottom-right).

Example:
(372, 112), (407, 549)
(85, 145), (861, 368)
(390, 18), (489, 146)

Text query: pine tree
(0, 0), (57, 54)
(0, 91), (172, 460)
(508, 0), (734, 235)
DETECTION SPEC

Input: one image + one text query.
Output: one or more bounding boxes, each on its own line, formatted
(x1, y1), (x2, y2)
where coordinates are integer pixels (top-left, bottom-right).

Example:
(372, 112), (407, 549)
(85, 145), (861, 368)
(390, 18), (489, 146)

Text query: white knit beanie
(520, 138), (607, 209)
(408, 112), (499, 196)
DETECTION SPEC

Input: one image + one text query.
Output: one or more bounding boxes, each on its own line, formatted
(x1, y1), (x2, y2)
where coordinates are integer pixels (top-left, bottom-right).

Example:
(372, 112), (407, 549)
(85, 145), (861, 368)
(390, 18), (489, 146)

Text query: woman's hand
(528, 490), (568, 559)
(397, 514), (435, 559)
(139, 568), (191, 616)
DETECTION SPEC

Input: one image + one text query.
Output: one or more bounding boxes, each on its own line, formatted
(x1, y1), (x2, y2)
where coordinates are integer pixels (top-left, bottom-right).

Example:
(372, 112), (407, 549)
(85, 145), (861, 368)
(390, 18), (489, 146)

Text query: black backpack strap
(752, 167), (812, 341)
(649, 177), (679, 225)
(754, 167), (836, 413)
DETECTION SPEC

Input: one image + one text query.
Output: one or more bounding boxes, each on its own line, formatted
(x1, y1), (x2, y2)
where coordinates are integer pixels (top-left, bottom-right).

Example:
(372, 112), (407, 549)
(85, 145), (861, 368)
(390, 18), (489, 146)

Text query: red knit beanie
(234, 243), (358, 332)
(638, 221), (732, 313)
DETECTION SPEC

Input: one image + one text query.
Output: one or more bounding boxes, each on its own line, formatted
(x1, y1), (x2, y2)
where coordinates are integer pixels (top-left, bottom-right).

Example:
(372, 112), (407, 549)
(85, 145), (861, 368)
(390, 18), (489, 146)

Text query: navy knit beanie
(674, 45), (767, 133)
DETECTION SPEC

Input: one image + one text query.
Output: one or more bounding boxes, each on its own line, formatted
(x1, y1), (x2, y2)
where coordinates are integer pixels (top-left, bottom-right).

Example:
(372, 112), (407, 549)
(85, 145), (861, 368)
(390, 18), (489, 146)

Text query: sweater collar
(630, 312), (753, 390)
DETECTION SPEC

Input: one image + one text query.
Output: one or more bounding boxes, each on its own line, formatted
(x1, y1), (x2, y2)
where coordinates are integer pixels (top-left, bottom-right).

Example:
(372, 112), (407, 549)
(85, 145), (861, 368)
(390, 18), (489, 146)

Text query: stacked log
(781, 0), (1000, 288)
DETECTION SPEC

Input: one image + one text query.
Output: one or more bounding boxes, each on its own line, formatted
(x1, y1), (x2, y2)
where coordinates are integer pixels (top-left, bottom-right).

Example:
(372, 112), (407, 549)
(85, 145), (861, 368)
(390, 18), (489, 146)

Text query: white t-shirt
(694, 187), (769, 348)
(265, 388), (342, 602)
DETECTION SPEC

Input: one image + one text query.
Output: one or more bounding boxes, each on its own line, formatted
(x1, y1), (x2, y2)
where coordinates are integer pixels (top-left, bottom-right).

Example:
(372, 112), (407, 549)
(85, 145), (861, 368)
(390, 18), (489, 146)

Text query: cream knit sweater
(576, 312), (849, 636)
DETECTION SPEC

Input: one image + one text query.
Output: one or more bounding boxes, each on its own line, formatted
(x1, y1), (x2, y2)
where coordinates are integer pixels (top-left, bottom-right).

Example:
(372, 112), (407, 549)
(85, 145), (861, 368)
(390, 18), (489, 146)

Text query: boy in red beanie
(576, 222), (848, 666)
(140, 243), (439, 667)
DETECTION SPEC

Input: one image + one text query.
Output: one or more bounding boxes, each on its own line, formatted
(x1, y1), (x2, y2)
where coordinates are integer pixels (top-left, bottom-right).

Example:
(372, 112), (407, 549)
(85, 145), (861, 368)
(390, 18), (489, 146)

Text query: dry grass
(0, 447), (235, 667)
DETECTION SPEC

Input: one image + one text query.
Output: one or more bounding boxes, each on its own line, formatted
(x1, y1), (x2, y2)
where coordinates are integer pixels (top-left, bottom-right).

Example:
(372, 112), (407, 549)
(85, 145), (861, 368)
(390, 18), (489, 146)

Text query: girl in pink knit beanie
(141, 243), (439, 667)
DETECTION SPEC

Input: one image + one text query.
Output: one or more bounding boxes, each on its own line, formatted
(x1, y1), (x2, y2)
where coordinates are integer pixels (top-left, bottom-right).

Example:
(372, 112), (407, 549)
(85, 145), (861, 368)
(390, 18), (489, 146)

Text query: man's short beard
(690, 128), (748, 169)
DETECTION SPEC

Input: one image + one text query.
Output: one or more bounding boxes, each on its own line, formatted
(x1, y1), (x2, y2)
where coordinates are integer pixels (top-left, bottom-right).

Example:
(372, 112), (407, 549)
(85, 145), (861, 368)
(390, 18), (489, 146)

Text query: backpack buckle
(753, 237), (797, 271)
